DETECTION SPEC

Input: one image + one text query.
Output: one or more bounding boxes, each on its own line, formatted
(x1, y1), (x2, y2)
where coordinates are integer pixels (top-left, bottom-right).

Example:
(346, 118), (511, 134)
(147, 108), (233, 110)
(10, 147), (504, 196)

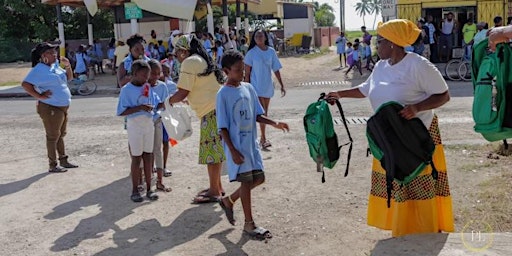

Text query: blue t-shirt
(23, 63), (71, 107)
(244, 46), (282, 98)
(352, 49), (359, 61)
(216, 82), (265, 181)
(74, 52), (89, 74)
(116, 83), (160, 119)
(151, 80), (169, 120)
(94, 43), (103, 59)
(364, 45), (372, 57)
(165, 79), (178, 96)
(335, 36), (347, 54)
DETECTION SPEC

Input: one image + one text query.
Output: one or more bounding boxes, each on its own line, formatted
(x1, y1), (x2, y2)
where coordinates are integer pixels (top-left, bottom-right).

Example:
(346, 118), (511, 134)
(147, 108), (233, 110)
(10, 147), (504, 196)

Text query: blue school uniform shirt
(216, 82), (265, 181)
(352, 49), (359, 61)
(74, 52), (89, 74)
(165, 78), (178, 96)
(244, 46), (282, 98)
(150, 80), (168, 120)
(336, 36), (347, 54)
(116, 82), (160, 119)
(365, 45), (372, 57)
(23, 63), (71, 107)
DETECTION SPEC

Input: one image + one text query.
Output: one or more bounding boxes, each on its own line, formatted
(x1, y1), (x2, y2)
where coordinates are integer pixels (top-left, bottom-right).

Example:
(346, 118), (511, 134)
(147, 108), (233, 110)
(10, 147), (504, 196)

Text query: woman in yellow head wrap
(327, 19), (454, 237)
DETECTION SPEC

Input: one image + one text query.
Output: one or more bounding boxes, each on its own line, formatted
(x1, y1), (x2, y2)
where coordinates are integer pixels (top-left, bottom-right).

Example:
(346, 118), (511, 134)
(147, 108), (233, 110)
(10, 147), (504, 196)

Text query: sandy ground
(0, 52), (511, 256)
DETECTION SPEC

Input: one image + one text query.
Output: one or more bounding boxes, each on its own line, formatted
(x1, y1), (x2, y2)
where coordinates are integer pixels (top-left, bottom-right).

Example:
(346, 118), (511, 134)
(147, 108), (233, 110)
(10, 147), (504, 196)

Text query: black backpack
(366, 102), (438, 208)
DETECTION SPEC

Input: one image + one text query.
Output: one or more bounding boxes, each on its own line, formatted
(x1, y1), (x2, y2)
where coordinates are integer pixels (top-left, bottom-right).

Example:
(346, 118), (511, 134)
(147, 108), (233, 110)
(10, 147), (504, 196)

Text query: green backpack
(304, 94), (353, 182)
(472, 40), (512, 142)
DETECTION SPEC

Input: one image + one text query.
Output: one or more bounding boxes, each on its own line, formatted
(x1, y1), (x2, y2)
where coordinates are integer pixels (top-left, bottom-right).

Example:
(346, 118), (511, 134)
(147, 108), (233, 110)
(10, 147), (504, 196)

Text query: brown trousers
(37, 102), (69, 168)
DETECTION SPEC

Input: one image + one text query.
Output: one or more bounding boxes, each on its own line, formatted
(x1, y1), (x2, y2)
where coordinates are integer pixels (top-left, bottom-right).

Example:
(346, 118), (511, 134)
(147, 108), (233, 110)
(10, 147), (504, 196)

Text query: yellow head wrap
(377, 19), (421, 47)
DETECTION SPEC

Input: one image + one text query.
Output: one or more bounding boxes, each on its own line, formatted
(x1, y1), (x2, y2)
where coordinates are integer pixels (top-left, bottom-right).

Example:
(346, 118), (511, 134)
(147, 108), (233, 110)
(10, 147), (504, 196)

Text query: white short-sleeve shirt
(357, 53), (448, 128)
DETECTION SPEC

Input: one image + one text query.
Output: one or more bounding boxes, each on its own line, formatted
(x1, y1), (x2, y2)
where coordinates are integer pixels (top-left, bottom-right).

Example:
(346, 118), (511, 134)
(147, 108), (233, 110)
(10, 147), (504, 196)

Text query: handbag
(161, 96), (193, 141)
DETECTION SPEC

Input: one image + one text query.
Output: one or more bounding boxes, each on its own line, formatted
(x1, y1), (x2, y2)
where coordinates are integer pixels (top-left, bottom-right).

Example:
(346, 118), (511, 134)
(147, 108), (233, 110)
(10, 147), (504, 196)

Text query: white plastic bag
(161, 96), (193, 141)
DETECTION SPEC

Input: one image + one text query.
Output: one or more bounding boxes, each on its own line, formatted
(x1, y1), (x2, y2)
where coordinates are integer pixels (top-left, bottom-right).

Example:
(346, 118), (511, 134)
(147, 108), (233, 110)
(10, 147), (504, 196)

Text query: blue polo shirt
(23, 63), (71, 107)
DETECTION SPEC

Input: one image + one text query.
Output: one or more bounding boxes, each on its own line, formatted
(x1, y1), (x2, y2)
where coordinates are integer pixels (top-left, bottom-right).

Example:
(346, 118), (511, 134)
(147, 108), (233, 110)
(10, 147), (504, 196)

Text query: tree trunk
(373, 13), (377, 30)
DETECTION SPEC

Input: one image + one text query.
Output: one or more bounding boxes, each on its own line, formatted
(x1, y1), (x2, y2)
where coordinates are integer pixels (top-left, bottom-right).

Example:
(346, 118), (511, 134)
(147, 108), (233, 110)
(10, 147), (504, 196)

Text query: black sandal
(48, 166), (68, 173)
(146, 190), (159, 201)
(131, 192), (143, 203)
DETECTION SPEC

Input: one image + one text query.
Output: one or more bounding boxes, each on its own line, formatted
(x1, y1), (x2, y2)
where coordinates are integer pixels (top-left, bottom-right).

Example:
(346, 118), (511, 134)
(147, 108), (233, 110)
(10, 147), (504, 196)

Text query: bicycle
(69, 74), (97, 96)
(444, 46), (472, 81)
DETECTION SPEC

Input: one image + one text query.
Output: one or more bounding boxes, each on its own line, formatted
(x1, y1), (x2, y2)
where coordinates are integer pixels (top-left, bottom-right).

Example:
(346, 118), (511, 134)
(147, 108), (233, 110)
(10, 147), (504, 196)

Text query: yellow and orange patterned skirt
(367, 116), (455, 237)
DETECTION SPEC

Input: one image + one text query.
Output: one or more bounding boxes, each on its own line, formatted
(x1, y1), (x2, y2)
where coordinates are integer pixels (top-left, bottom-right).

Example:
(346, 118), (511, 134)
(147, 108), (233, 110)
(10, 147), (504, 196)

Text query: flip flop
(197, 188), (226, 197)
(192, 194), (220, 204)
(130, 192), (143, 203)
(163, 169), (172, 177)
(244, 227), (273, 240)
(156, 183), (172, 192)
(219, 199), (235, 225)
(146, 190), (159, 201)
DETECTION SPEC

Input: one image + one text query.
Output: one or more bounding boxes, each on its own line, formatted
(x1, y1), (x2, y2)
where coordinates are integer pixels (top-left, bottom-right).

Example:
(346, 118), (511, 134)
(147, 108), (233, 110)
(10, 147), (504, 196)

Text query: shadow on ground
(371, 233), (448, 256)
(0, 172), (49, 198)
(44, 177), (227, 255)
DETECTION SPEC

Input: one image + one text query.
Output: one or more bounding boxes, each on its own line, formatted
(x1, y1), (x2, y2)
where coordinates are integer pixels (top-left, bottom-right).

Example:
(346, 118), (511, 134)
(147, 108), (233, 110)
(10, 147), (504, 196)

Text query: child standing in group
(116, 60), (160, 202)
(363, 41), (375, 71)
(345, 43), (363, 76)
(215, 40), (224, 68)
(159, 62), (176, 177)
(216, 50), (289, 240)
(335, 31), (347, 68)
(147, 59), (172, 192)
(239, 38), (249, 55)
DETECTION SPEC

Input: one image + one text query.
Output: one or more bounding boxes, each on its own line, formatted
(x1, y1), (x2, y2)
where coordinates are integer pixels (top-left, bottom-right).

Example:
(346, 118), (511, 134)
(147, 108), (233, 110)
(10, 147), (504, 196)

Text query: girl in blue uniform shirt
(116, 60), (160, 202)
(217, 50), (289, 240)
(244, 29), (286, 150)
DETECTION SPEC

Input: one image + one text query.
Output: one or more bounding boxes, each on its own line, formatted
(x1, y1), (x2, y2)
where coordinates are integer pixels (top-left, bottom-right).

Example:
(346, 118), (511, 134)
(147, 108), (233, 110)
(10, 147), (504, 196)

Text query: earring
(42, 57), (49, 64)
(390, 45), (394, 49)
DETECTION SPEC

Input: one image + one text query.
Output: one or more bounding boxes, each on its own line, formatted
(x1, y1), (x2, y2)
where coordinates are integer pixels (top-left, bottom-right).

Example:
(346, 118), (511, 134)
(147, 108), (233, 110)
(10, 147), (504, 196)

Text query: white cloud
(313, 0), (382, 30)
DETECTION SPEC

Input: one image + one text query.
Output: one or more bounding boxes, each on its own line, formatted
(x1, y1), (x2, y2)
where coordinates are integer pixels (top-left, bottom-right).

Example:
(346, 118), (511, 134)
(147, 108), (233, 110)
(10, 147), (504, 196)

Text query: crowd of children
(115, 31), (287, 240)
(335, 30), (376, 77)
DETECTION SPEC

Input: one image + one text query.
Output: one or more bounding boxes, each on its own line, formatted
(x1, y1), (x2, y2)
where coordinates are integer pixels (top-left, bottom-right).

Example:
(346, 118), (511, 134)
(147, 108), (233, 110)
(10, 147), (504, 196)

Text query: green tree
(369, 0), (382, 30)
(355, 0), (372, 27)
(62, 7), (114, 40)
(315, 3), (335, 27)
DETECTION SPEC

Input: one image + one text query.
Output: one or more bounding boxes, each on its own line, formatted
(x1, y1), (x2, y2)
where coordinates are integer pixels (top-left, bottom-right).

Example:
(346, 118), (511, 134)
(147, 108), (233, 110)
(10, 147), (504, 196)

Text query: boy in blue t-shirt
(116, 60), (160, 203)
(216, 50), (289, 240)
(147, 59), (173, 193)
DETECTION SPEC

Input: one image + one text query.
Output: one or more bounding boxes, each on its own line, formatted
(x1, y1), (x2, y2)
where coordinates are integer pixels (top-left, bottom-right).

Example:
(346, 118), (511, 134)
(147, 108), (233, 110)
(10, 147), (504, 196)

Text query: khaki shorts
(127, 115), (154, 156)
(236, 170), (265, 183)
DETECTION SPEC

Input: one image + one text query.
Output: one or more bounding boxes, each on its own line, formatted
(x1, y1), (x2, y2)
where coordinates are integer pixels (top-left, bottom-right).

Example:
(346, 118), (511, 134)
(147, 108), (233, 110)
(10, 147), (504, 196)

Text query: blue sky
(314, 0), (382, 30)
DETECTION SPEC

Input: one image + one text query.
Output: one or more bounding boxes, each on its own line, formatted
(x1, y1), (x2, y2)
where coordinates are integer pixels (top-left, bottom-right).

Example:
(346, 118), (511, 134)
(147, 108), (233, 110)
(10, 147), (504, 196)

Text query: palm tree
(369, 0), (382, 30)
(355, 0), (372, 27)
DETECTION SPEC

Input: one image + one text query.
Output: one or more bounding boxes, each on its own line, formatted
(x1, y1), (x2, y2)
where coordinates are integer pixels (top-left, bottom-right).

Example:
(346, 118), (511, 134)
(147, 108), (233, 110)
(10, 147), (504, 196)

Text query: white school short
(127, 115), (154, 156)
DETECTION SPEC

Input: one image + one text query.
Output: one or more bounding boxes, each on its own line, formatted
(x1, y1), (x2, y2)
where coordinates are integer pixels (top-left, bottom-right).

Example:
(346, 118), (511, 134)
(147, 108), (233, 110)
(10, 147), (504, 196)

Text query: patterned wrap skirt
(367, 115), (455, 237)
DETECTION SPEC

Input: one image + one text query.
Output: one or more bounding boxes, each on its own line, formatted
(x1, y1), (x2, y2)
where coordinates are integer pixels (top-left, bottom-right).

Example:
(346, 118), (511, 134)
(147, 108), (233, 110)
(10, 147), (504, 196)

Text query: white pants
(127, 115), (154, 156)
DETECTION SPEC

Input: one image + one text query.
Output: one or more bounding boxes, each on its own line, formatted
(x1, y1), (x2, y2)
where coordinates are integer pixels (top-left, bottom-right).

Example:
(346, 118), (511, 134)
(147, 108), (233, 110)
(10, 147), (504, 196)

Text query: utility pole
(339, 0), (345, 31)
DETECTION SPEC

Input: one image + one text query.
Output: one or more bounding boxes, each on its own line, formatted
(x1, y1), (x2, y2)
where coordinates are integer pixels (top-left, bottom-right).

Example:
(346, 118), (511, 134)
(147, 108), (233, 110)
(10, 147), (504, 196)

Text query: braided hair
(188, 36), (225, 84)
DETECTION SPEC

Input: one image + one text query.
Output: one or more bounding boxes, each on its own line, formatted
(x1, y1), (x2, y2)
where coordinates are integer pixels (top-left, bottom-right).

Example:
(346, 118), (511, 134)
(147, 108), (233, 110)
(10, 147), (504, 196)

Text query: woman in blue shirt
(21, 42), (79, 173)
(117, 34), (151, 88)
(244, 29), (285, 150)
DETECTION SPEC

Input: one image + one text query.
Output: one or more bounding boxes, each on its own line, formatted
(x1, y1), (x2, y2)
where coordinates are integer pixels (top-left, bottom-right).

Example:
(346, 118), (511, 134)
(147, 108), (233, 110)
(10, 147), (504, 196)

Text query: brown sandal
(156, 183), (172, 192)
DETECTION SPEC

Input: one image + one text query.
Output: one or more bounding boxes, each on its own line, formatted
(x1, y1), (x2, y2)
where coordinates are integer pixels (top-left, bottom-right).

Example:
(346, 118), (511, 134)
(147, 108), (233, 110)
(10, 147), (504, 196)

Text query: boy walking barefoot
(117, 60), (160, 202)
(216, 51), (289, 240)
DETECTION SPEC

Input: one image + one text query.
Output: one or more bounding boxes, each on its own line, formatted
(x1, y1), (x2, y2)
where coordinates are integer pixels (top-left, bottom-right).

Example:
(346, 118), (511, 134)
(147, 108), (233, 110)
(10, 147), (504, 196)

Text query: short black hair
(148, 59), (161, 71)
(494, 16), (503, 24)
(131, 59), (151, 75)
(221, 50), (244, 69)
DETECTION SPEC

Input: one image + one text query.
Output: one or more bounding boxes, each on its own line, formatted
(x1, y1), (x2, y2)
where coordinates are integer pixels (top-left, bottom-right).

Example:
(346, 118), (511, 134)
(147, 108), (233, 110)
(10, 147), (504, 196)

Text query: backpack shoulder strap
(335, 99), (353, 177)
